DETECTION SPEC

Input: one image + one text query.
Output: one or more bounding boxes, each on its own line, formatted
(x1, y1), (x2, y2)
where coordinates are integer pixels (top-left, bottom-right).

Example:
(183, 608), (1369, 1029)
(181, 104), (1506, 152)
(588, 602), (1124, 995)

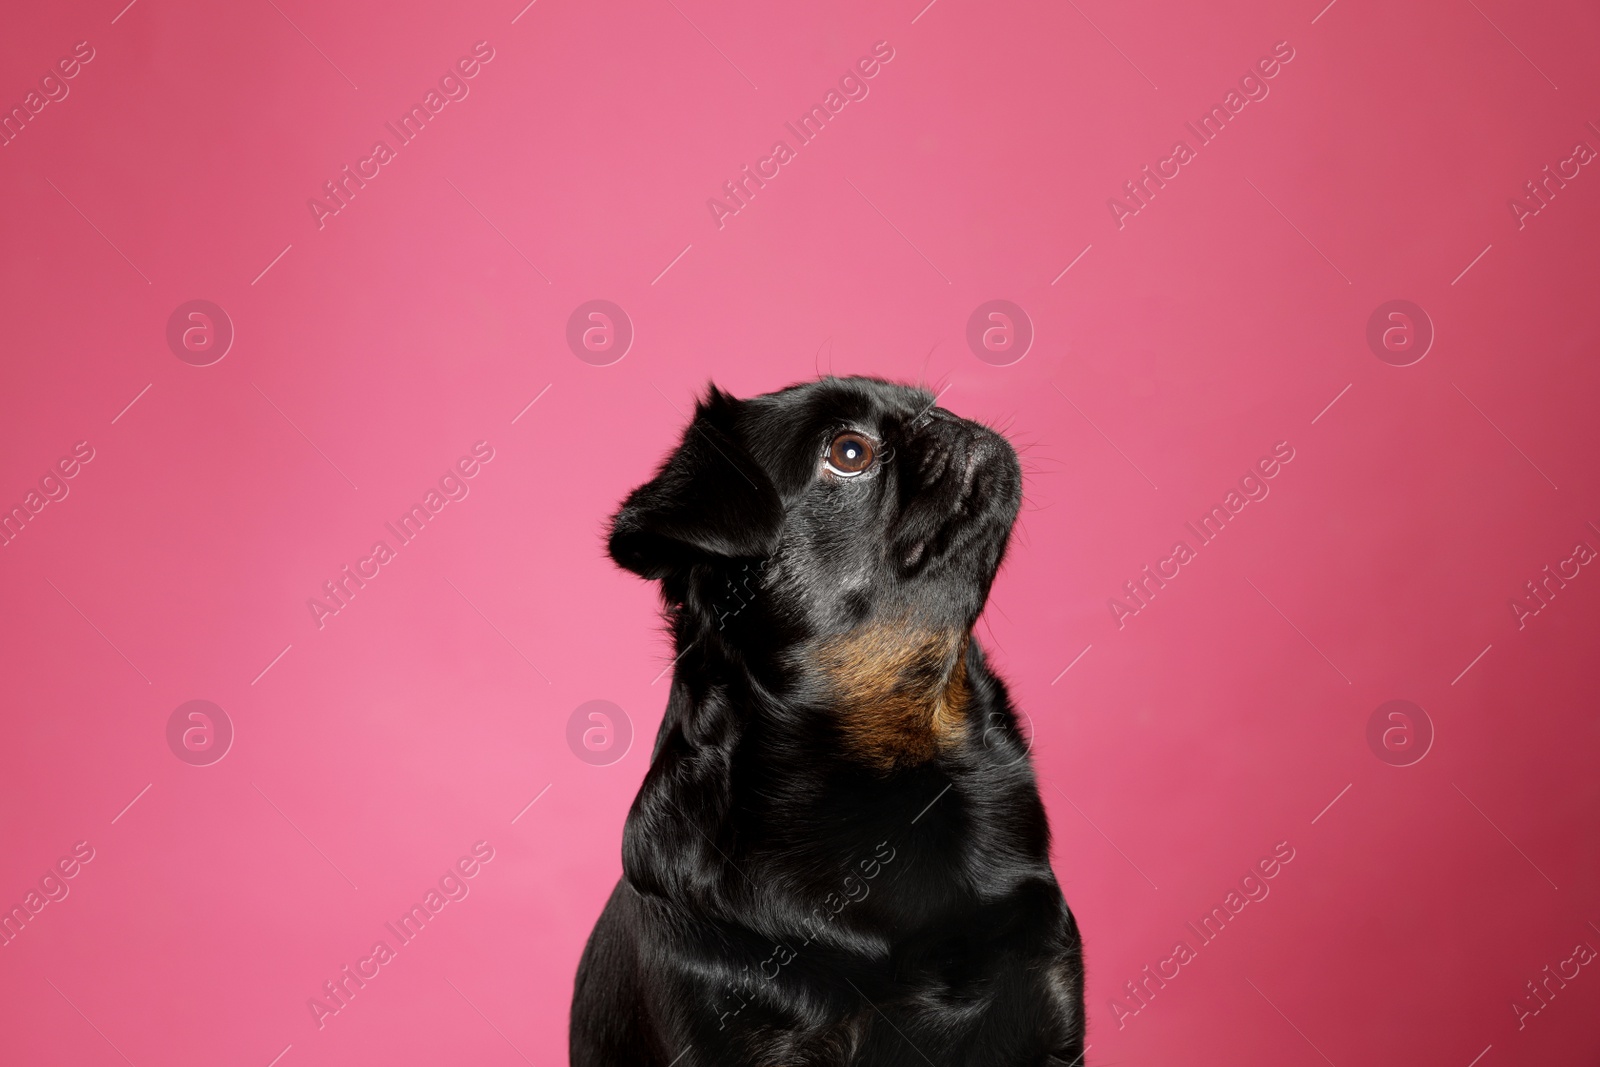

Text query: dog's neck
(805, 619), (974, 771)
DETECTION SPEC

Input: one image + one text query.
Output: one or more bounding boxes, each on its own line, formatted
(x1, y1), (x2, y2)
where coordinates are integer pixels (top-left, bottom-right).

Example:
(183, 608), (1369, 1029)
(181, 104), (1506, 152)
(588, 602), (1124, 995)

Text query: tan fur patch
(812, 622), (971, 770)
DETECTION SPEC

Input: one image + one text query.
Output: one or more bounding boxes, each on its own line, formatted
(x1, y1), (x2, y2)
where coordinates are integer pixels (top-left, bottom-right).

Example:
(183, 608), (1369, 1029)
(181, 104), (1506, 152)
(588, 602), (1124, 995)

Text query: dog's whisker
(909, 381), (955, 430)
(813, 335), (836, 380)
(916, 338), (942, 390)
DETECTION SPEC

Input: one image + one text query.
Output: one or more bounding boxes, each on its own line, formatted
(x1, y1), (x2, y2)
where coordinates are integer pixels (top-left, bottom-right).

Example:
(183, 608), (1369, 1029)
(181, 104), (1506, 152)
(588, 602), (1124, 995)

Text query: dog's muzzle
(893, 408), (1022, 573)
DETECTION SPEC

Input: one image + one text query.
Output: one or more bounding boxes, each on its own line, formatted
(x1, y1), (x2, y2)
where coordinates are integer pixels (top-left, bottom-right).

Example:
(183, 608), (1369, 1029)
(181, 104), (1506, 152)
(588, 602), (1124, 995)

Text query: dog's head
(610, 374), (1020, 640)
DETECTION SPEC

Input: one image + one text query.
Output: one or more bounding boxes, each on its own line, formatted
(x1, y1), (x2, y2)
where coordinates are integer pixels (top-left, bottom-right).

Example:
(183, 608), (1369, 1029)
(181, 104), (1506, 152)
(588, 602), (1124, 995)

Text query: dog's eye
(826, 433), (875, 476)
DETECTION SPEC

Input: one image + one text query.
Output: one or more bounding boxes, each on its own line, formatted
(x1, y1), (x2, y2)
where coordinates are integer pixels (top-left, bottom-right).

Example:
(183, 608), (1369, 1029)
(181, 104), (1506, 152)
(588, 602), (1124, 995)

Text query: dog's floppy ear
(608, 385), (783, 580)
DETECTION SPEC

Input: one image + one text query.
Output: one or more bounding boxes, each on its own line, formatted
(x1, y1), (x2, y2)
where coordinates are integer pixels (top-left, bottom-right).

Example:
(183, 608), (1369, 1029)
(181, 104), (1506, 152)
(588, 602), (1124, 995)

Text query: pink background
(2, 0), (1598, 1064)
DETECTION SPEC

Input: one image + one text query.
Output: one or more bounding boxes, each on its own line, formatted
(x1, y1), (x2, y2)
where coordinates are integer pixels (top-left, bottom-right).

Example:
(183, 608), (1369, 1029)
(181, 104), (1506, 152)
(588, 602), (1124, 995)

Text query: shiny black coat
(571, 378), (1084, 1066)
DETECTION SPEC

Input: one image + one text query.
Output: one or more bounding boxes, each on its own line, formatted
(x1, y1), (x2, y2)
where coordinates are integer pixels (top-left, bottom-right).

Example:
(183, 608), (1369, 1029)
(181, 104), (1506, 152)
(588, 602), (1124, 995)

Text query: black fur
(572, 377), (1084, 1066)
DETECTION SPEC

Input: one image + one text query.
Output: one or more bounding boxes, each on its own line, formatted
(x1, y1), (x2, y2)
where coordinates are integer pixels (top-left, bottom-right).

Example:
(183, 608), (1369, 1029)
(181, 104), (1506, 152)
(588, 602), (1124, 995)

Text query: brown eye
(827, 433), (874, 475)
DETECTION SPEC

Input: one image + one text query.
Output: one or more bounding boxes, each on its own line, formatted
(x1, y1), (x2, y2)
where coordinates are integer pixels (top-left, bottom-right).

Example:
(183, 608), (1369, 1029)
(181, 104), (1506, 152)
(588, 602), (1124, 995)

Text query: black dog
(571, 377), (1083, 1066)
